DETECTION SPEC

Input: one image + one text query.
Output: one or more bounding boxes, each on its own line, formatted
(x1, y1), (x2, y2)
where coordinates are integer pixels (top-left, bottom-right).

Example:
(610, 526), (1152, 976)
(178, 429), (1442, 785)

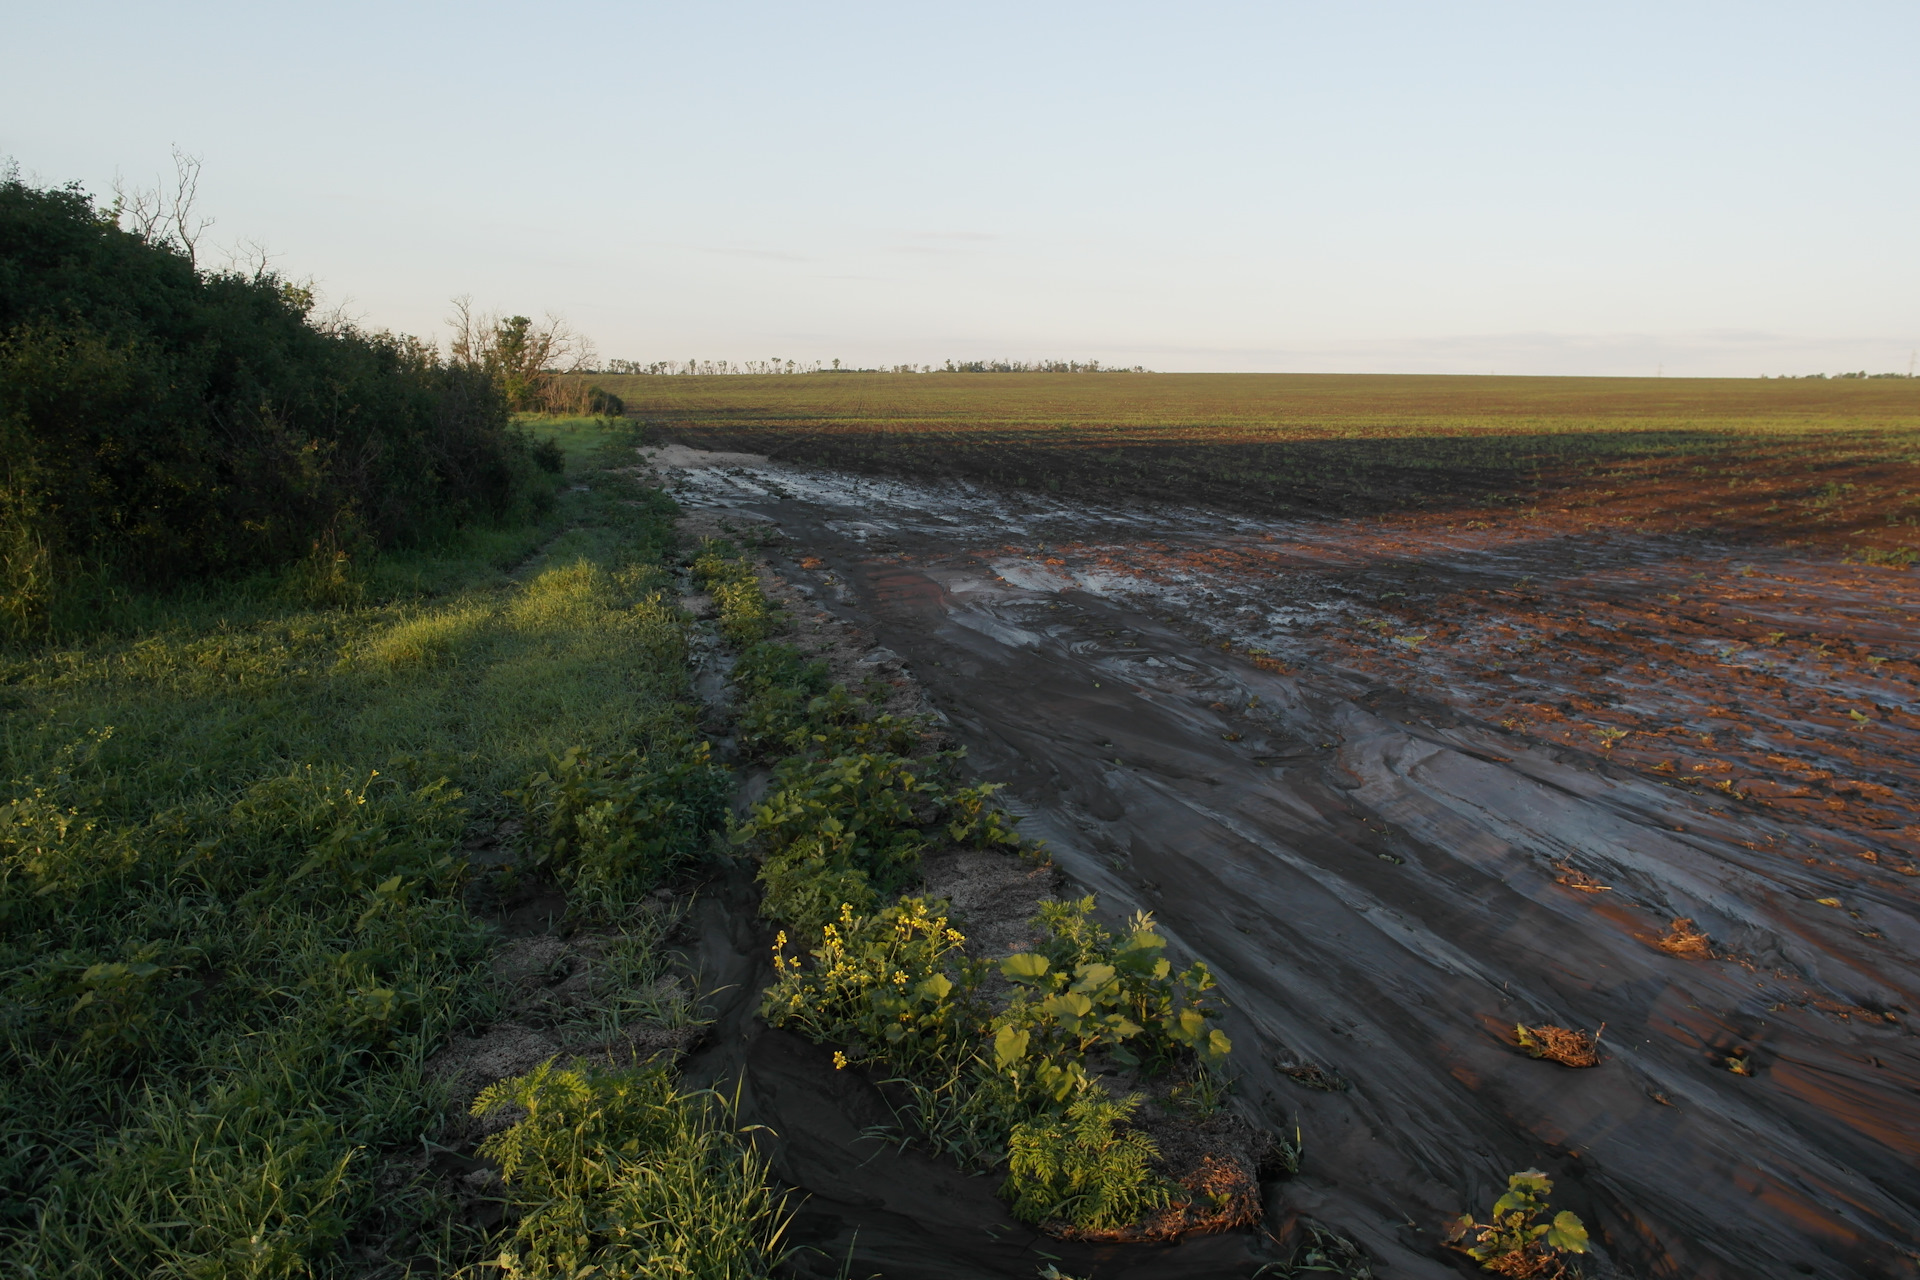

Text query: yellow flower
(832, 1051), (849, 1070)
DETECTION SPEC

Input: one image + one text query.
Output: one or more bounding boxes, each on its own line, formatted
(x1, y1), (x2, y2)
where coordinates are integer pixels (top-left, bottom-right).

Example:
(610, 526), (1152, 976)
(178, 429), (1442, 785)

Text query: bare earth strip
(652, 443), (1920, 1280)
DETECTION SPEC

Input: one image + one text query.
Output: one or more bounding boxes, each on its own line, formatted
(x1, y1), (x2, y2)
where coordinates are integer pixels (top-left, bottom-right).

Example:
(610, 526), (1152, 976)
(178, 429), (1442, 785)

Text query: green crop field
(593, 372), (1920, 551)
(597, 370), (1920, 434)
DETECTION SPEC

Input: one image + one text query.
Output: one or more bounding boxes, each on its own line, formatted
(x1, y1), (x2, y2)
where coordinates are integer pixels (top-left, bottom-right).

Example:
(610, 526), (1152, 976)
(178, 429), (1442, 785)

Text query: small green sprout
(1447, 1169), (1589, 1277)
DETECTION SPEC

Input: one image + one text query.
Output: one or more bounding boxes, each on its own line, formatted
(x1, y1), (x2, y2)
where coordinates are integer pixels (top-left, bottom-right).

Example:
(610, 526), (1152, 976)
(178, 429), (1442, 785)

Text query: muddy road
(654, 444), (1920, 1280)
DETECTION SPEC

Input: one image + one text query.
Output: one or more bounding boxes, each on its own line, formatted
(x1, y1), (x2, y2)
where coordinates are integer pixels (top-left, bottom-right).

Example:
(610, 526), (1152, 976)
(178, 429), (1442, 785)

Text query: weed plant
(691, 541), (778, 645)
(512, 738), (730, 922)
(997, 898), (1232, 1075)
(472, 1060), (791, 1279)
(1447, 1170), (1590, 1278)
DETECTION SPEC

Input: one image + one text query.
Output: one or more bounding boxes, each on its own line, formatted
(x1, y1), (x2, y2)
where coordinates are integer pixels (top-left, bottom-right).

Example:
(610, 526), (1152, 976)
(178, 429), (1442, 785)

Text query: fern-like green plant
(1002, 1091), (1173, 1232)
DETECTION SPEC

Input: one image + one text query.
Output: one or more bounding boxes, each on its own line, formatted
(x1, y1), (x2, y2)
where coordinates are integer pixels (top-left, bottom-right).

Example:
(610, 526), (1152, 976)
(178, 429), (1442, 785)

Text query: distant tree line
(1767, 370), (1916, 380)
(599, 357), (1151, 376)
(0, 167), (559, 643)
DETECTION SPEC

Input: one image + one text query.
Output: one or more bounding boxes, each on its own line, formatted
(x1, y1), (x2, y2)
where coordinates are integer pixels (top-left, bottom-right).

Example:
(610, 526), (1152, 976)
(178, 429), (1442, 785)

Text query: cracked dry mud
(651, 443), (1920, 1280)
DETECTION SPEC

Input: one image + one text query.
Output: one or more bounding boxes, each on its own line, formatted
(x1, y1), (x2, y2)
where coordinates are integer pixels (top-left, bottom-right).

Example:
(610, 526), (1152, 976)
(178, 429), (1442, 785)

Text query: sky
(6, 1), (1917, 377)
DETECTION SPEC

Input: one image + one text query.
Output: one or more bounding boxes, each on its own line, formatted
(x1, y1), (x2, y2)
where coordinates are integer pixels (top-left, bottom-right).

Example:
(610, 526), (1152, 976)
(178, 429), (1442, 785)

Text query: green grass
(0, 417), (784, 1277)
(595, 370), (1920, 436)
(472, 1060), (790, 1278)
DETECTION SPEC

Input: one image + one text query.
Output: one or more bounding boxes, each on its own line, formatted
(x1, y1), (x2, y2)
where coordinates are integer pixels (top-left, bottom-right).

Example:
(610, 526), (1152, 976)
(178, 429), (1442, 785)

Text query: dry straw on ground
(1658, 918), (1713, 958)
(1514, 1023), (1605, 1068)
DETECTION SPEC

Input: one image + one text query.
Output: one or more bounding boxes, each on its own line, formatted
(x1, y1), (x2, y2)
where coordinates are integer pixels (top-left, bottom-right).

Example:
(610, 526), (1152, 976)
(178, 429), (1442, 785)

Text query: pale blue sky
(7, 1), (1917, 375)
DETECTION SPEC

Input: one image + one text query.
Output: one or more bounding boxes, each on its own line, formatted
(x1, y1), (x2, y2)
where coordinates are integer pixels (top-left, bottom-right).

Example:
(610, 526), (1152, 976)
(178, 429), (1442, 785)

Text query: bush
(0, 172), (549, 643)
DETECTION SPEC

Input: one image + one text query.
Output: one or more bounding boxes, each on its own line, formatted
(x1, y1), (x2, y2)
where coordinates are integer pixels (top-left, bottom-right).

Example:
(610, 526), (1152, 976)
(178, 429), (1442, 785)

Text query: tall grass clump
(472, 1059), (791, 1279)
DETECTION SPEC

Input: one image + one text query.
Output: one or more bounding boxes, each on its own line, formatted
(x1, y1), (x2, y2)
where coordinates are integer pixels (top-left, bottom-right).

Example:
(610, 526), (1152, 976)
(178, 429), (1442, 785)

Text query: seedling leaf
(1546, 1210), (1590, 1253)
(1002, 952), (1050, 982)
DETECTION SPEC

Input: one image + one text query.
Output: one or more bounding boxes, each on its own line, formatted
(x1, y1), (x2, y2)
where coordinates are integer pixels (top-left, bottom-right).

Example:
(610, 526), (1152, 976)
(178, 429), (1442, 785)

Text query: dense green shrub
(0, 172), (551, 642)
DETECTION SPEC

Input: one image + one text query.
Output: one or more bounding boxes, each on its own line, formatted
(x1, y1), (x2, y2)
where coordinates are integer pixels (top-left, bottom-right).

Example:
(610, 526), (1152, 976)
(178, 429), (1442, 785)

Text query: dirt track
(653, 443), (1920, 1280)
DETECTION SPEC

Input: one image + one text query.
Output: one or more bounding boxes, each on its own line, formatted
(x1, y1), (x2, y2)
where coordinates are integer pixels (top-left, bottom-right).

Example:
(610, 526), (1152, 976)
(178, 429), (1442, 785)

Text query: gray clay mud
(654, 444), (1920, 1280)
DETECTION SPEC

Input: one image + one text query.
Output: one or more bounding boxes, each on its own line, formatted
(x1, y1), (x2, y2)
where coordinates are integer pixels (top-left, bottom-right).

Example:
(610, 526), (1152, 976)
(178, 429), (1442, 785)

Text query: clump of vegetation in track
(470, 1059), (789, 1278)
(1447, 1169), (1590, 1278)
(0, 421), (789, 1277)
(698, 544), (1253, 1239)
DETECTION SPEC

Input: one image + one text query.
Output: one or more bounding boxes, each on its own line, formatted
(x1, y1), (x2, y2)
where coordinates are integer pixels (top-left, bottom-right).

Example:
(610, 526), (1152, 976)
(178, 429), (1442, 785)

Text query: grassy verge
(0, 418), (787, 1277)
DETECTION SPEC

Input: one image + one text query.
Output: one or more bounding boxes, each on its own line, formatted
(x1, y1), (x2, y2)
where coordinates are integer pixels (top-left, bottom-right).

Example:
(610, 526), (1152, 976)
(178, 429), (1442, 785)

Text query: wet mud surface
(655, 445), (1920, 1280)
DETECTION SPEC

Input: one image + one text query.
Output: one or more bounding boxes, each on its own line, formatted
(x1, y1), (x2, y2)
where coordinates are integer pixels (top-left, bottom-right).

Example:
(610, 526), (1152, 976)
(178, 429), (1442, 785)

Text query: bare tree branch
(108, 146), (213, 267)
(167, 147), (212, 268)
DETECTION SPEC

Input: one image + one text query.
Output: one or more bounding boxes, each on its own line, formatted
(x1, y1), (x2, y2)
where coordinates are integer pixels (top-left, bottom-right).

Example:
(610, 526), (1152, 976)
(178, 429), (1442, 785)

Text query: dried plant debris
(1657, 917), (1713, 958)
(1259, 1219), (1375, 1279)
(1513, 1023), (1604, 1068)
(1723, 1047), (1756, 1076)
(1277, 1058), (1352, 1091)
(1552, 861), (1611, 893)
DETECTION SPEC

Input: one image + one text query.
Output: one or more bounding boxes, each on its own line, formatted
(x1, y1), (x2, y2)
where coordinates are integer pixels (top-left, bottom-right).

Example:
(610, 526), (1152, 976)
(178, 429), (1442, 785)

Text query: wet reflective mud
(659, 446), (1920, 1280)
